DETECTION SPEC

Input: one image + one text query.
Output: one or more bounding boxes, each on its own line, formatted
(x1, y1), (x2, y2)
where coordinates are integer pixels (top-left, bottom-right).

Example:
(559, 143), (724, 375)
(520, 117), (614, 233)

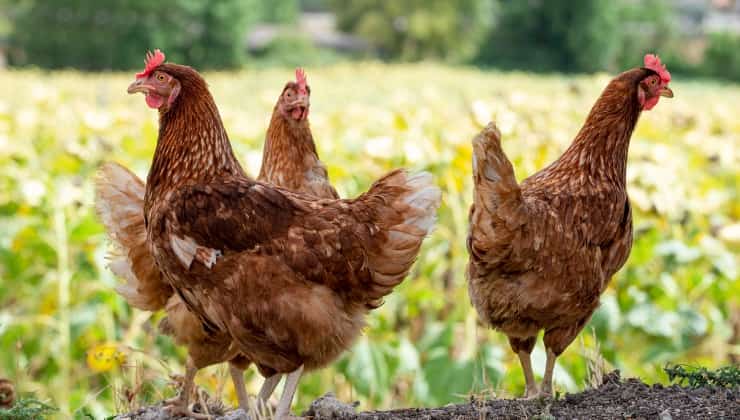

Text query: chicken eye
(650, 78), (657, 86)
(285, 90), (294, 99)
(156, 74), (166, 82)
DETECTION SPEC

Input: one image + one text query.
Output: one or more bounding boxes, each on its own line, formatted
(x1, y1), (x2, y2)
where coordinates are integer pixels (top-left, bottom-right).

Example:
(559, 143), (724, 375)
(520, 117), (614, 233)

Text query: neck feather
(147, 91), (244, 200)
(258, 109), (318, 180)
(543, 79), (642, 187)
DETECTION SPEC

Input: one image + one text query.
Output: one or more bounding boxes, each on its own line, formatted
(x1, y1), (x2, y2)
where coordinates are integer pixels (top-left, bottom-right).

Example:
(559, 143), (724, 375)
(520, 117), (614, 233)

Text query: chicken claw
(163, 396), (212, 419)
(164, 359), (211, 419)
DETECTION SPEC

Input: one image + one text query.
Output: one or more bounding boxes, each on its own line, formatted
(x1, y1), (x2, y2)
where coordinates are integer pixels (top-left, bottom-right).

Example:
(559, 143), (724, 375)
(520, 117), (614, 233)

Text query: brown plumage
(126, 58), (439, 418)
(96, 163), (172, 311)
(259, 69), (339, 199)
(96, 162), (243, 419)
(96, 70), (342, 415)
(467, 66), (673, 398)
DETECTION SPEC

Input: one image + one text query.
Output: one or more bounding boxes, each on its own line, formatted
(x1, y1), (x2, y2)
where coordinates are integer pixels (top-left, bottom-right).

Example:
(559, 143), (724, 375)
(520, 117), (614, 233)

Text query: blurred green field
(0, 64), (738, 418)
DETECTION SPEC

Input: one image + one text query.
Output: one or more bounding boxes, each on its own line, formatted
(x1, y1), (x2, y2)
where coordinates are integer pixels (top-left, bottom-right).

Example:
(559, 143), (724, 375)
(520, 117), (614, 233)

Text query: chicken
(96, 65), (338, 416)
(126, 50), (440, 418)
(96, 162), (246, 419)
(259, 68), (338, 199)
(467, 54), (673, 398)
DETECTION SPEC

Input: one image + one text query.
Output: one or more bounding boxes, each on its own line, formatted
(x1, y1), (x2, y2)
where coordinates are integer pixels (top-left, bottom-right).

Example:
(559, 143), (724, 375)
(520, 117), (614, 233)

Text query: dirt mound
(118, 371), (740, 420)
(340, 371), (739, 420)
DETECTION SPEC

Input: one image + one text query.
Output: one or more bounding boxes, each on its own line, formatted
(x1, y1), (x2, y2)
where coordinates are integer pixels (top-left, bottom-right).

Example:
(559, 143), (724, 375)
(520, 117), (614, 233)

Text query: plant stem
(54, 202), (71, 416)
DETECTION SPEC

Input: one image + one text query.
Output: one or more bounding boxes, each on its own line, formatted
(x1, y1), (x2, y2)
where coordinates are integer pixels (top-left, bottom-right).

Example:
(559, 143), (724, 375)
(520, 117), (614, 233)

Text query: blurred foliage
(2, 1), (740, 81)
(329, 0), (493, 62)
(3, 0), (299, 70)
(0, 64), (737, 418)
(702, 32), (740, 83)
(613, 0), (676, 71)
(478, 0), (620, 72)
(250, 35), (344, 68)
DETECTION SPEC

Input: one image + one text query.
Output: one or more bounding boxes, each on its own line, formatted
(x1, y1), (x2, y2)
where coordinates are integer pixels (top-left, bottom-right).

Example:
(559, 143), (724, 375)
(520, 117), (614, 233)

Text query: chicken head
(278, 68), (311, 122)
(638, 54), (673, 110)
(127, 49), (181, 110)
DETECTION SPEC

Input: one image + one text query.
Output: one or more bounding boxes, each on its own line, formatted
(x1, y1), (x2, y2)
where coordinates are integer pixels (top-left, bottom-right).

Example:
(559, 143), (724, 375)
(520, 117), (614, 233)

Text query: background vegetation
(0, 0), (738, 418)
(3, 0), (740, 81)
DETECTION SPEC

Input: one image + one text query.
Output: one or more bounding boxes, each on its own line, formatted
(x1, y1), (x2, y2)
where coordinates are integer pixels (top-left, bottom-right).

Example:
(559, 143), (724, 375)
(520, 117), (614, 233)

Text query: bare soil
(118, 371), (740, 420)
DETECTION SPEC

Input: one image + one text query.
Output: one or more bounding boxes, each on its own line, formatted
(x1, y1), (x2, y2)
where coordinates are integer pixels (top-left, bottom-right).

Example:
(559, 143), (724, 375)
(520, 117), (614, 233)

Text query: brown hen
(126, 52), (440, 418)
(259, 68), (338, 199)
(97, 66), (341, 416)
(467, 55), (673, 398)
(96, 162), (245, 419)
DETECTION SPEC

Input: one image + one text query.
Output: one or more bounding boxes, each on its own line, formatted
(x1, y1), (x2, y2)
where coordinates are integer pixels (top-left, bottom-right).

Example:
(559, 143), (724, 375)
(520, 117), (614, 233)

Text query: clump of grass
(581, 330), (610, 389)
(0, 398), (58, 420)
(664, 364), (740, 388)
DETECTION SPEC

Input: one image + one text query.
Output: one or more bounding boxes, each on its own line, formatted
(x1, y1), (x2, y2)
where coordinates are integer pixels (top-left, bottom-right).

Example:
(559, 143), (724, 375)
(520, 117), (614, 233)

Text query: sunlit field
(0, 63), (737, 418)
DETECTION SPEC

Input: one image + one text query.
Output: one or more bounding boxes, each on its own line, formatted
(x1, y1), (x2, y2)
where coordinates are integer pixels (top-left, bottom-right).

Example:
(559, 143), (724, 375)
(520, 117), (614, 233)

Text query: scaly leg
(255, 373), (282, 415)
(508, 336), (538, 398)
(517, 351), (539, 399)
(229, 363), (249, 413)
(164, 358), (210, 419)
(543, 322), (585, 398)
(273, 365), (303, 420)
(541, 348), (557, 397)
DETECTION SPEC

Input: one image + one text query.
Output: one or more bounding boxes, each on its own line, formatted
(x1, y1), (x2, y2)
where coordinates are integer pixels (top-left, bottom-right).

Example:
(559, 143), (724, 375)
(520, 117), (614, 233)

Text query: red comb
(136, 49), (165, 79)
(644, 54), (671, 83)
(295, 68), (308, 94)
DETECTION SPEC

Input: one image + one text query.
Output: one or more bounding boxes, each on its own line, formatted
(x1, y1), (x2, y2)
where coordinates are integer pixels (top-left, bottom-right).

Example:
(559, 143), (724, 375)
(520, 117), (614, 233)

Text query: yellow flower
(86, 343), (126, 373)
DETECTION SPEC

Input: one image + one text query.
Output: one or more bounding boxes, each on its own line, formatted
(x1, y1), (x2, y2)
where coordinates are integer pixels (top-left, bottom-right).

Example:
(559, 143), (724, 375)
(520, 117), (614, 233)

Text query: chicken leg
(541, 348), (557, 397)
(254, 373), (282, 416)
(229, 363), (250, 413)
(164, 358), (210, 419)
(542, 323), (583, 397)
(273, 365), (303, 419)
(508, 336), (539, 398)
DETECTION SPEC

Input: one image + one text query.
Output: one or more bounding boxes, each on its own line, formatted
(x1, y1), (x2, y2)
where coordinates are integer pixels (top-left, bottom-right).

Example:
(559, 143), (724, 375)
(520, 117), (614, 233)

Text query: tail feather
(471, 122), (522, 217)
(468, 122), (527, 263)
(359, 170), (441, 306)
(95, 162), (172, 311)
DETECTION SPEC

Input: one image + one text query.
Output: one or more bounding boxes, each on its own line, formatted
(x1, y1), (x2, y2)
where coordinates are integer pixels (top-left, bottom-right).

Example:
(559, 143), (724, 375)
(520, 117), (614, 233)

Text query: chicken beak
(659, 86), (673, 98)
(296, 94), (310, 108)
(127, 78), (152, 94)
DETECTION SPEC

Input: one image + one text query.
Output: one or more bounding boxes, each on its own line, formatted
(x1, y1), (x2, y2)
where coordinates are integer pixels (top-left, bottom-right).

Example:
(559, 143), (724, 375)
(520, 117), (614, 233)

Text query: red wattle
(145, 93), (165, 109)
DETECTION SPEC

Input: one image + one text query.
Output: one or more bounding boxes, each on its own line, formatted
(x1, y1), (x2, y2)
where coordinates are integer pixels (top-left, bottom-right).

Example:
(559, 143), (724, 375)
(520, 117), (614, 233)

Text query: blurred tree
(614, 0), (676, 70)
(478, 0), (620, 72)
(7, 0), (259, 70)
(329, 0), (493, 62)
(300, 0), (330, 12)
(261, 0), (300, 23)
(703, 32), (740, 82)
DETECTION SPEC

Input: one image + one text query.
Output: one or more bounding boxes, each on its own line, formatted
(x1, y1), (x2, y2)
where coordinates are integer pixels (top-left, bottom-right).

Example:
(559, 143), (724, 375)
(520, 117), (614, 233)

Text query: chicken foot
(273, 365), (303, 420)
(164, 359), (210, 419)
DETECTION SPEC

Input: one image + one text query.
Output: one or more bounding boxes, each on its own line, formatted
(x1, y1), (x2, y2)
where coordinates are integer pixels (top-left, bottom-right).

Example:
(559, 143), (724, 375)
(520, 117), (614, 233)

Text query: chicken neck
(534, 77), (643, 190)
(259, 110), (320, 181)
(145, 89), (245, 210)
